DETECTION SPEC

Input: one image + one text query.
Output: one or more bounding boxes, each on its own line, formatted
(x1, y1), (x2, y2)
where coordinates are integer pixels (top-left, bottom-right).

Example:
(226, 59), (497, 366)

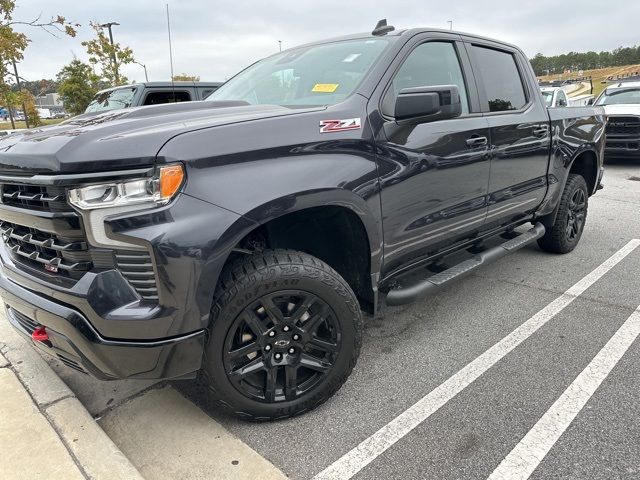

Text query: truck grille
(0, 180), (159, 302)
(0, 220), (92, 276)
(606, 116), (640, 137)
(1, 183), (72, 213)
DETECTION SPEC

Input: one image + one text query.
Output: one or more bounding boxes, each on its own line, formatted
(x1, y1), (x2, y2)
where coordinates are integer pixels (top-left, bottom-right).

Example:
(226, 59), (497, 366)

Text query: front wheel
(201, 249), (362, 421)
(538, 173), (589, 254)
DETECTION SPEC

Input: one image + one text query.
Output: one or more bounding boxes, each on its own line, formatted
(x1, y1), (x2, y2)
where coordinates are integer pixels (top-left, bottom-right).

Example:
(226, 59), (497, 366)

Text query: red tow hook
(32, 326), (49, 342)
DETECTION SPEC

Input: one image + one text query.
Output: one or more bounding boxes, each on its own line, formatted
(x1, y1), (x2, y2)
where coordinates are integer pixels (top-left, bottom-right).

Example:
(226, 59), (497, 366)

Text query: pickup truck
(594, 79), (640, 159)
(84, 81), (223, 114)
(0, 21), (605, 421)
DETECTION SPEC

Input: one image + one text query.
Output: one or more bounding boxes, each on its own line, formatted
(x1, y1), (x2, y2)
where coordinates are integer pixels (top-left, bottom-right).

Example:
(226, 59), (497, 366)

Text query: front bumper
(1, 269), (205, 379)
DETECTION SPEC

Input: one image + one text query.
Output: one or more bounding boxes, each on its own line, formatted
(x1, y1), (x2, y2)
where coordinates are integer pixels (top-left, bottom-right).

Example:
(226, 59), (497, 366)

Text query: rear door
(465, 40), (551, 231)
(371, 34), (491, 276)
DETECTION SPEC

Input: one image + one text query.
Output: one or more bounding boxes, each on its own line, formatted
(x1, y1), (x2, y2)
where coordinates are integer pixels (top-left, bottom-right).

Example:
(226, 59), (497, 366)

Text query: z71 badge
(319, 118), (361, 133)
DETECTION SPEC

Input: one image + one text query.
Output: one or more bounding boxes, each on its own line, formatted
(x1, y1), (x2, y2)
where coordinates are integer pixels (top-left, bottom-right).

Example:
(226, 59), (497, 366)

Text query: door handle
(466, 136), (488, 147)
(533, 126), (549, 137)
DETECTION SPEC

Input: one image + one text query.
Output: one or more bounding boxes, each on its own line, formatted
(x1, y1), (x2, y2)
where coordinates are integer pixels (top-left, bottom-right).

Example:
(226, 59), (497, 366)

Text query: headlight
(67, 164), (184, 249)
(68, 164), (184, 210)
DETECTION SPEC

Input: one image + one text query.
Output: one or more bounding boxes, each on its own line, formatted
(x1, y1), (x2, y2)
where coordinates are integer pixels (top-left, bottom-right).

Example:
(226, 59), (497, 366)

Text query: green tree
(56, 59), (100, 115)
(0, 1), (78, 127)
(82, 21), (134, 86)
(172, 73), (200, 81)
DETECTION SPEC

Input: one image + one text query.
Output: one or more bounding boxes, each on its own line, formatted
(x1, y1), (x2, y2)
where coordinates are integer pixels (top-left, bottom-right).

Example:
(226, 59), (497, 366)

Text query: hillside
(537, 64), (640, 97)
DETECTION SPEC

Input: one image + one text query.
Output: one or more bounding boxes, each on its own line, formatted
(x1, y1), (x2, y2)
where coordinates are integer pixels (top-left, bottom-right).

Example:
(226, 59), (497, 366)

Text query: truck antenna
(372, 19), (394, 36)
(166, 3), (176, 102)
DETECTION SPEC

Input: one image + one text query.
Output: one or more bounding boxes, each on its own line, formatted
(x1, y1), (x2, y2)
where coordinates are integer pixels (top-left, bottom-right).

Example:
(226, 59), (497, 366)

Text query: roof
(96, 81), (223, 95)
(605, 81), (640, 90)
(286, 26), (522, 54)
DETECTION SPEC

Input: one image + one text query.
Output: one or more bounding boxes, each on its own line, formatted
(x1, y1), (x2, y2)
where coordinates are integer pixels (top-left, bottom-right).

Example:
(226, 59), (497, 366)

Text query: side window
(200, 88), (217, 99)
(382, 42), (469, 117)
(143, 90), (192, 106)
(471, 46), (527, 112)
(557, 90), (567, 106)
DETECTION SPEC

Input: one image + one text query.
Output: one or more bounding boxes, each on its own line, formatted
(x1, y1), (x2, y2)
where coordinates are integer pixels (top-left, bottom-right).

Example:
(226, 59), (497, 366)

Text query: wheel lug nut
(283, 325), (290, 332)
(288, 347), (295, 354)
(264, 345), (271, 351)
(268, 331), (275, 337)
(293, 334), (300, 341)
(274, 353), (282, 360)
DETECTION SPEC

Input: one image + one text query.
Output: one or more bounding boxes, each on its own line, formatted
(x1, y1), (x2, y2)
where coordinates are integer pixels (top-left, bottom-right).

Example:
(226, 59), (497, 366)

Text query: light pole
(447, 20), (453, 31)
(134, 61), (149, 82)
(100, 22), (120, 84)
(278, 40), (282, 52)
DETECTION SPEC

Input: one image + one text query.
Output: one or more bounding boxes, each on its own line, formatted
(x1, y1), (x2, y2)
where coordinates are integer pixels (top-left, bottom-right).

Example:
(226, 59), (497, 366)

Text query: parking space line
(313, 239), (640, 480)
(488, 303), (640, 480)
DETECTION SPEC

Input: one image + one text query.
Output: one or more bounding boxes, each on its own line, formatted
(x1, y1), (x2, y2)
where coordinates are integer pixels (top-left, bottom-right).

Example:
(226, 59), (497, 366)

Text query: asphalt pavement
(49, 160), (640, 480)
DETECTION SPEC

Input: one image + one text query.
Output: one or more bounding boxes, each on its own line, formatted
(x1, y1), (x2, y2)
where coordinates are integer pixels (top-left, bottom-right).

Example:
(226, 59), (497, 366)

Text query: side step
(385, 223), (546, 306)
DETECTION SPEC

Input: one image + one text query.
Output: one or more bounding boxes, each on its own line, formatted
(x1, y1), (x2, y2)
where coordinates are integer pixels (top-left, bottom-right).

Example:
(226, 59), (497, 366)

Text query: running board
(385, 223), (546, 306)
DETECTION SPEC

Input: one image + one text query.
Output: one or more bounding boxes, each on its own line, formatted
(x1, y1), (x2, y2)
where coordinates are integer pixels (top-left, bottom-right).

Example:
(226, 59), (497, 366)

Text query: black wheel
(538, 173), (588, 254)
(201, 249), (362, 421)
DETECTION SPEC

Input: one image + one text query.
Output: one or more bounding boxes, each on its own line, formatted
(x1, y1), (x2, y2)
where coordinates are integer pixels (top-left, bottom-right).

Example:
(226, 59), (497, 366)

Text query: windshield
(541, 90), (554, 106)
(595, 88), (640, 106)
(85, 87), (137, 113)
(206, 38), (390, 107)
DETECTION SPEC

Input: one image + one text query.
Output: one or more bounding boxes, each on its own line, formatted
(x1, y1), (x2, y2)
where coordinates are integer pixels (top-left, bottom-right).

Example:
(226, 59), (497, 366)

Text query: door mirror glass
(587, 97), (594, 105)
(394, 85), (462, 124)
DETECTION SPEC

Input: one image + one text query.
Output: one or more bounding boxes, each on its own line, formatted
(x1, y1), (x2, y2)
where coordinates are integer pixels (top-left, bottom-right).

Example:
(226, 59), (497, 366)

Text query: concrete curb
(0, 318), (144, 480)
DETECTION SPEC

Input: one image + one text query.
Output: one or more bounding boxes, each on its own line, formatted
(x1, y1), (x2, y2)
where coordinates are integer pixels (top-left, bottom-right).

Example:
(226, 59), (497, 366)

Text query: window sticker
(312, 83), (339, 93)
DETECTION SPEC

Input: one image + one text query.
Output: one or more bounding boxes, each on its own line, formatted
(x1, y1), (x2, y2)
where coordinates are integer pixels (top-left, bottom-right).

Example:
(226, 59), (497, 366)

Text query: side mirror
(587, 98), (594, 105)
(394, 85), (462, 124)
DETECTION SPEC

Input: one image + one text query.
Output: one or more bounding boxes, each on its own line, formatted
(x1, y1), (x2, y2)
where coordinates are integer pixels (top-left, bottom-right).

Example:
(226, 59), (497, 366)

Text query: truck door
(465, 40), (551, 231)
(370, 36), (491, 276)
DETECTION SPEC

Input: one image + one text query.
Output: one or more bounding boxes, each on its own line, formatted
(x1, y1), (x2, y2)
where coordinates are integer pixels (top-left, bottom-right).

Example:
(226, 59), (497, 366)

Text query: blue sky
(14, 0), (640, 83)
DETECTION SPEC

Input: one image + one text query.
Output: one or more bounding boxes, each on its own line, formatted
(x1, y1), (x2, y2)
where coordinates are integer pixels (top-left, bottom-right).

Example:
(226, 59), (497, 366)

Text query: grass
(538, 64), (640, 98)
(0, 118), (66, 131)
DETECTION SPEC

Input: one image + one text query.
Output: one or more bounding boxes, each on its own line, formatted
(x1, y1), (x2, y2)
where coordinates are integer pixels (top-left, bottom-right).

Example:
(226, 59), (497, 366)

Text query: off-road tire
(538, 174), (589, 254)
(200, 249), (362, 421)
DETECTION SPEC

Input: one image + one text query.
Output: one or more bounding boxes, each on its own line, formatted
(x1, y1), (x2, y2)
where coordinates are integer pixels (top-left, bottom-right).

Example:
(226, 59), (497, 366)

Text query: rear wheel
(538, 173), (588, 254)
(201, 249), (362, 421)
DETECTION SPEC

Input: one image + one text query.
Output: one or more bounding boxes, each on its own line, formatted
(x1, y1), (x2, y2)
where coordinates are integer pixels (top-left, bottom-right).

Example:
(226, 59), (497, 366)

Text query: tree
(21, 89), (40, 126)
(172, 73), (200, 81)
(82, 21), (135, 86)
(0, 1), (78, 128)
(56, 59), (100, 115)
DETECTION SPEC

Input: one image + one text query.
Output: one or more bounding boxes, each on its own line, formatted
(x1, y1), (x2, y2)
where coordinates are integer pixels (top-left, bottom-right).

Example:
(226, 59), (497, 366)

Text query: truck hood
(0, 101), (323, 175)
(601, 104), (640, 116)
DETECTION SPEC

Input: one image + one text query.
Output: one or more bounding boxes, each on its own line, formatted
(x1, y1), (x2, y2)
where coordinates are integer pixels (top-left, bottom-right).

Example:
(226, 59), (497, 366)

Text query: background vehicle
(36, 108), (53, 119)
(0, 22), (604, 421)
(84, 81), (223, 114)
(540, 83), (594, 107)
(594, 78), (640, 159)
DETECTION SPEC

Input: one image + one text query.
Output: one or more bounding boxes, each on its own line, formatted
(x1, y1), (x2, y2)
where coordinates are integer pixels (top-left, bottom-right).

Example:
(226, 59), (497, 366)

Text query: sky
(13, 0), (640, 83)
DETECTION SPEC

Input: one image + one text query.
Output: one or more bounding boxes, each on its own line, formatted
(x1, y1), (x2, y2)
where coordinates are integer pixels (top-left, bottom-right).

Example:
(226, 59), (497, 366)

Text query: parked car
(0, 21), (605, 421)
(83, 81), (223, 114)
(594, 80), (640, 159)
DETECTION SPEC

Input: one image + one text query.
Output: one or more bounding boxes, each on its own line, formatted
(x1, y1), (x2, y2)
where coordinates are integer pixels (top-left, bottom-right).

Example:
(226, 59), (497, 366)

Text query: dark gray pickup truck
(0, 21), (604, 420)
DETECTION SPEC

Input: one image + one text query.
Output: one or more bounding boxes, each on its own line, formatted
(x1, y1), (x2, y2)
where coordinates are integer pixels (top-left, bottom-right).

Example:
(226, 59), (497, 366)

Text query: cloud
(12, 0), (640, 83)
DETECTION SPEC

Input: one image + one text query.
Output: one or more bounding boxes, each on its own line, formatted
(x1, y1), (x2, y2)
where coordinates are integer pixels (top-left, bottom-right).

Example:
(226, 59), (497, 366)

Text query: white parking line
(313, 239), (640, 480)
(488, 303), (640, 480)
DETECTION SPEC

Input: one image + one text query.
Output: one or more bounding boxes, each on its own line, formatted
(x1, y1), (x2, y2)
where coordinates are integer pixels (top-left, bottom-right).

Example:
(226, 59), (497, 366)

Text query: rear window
(472, 46), (527, 112)
(143, 90), (192, 105)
